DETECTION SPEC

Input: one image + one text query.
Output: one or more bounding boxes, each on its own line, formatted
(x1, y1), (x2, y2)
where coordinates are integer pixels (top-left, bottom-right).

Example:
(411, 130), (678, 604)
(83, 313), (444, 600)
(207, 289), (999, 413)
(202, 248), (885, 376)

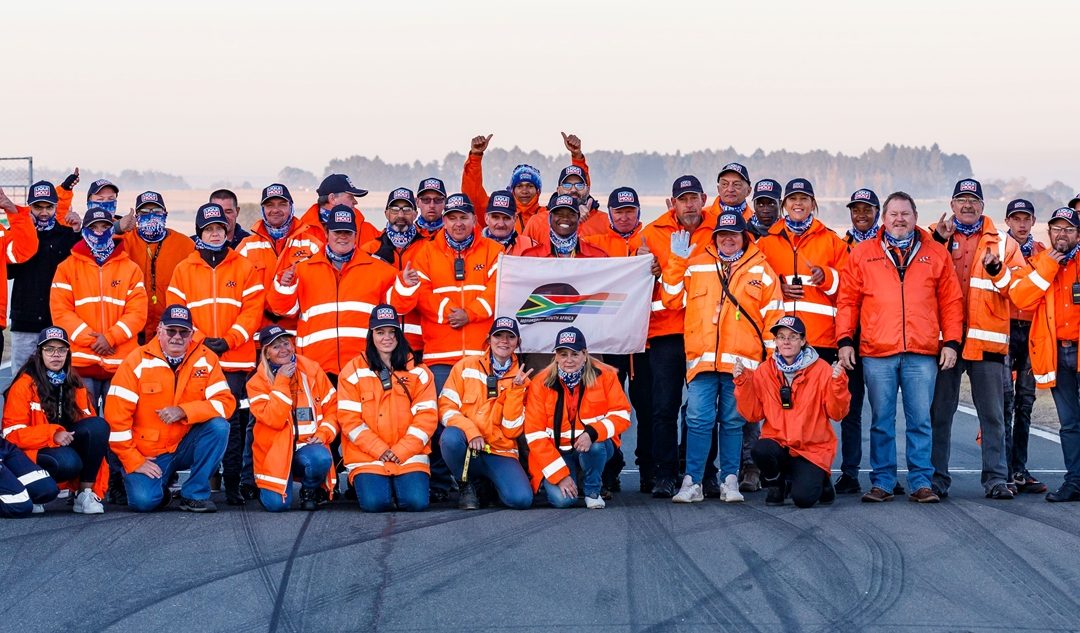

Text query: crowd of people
(2, 132), (1079, 518)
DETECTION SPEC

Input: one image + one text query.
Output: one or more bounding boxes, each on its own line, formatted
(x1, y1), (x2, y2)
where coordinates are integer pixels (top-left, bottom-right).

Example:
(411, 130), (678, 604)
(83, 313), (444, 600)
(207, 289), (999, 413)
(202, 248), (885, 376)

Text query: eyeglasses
(1049, 226), (1079, 235)
(561, 182), (587, 191)
(417, 196), (444, 205)
(774, 335), (802, 343)
(163, 327), (192, 339)
(387, 205), (415, 215)
(41, 346), (68, 356)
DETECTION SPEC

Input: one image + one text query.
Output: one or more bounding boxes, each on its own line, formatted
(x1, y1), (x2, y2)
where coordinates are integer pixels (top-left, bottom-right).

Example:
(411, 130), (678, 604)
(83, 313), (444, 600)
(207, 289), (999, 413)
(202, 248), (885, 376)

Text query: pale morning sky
(4, 0), (1078, 188)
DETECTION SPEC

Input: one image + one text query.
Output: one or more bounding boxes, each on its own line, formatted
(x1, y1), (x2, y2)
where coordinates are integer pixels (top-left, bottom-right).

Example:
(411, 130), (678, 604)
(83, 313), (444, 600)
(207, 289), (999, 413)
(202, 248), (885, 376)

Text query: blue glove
(670, 230), (693, 259)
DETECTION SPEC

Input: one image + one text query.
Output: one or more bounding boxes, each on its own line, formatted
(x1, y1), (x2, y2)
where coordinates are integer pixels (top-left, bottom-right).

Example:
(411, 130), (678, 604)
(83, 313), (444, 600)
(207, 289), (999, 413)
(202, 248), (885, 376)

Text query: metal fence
(0, 156), (33, 205)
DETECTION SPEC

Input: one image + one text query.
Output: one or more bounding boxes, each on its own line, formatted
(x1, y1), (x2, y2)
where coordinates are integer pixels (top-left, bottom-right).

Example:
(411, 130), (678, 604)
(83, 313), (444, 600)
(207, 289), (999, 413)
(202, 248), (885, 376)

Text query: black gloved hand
(204, 337), (229, 355)
(985, 260), (1002, 277)
(60, 172), (79, 191)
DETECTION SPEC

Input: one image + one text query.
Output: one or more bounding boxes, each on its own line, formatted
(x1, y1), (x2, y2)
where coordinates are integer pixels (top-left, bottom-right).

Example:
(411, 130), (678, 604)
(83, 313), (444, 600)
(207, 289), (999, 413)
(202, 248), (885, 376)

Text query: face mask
(34, 214), (57, 231)
(81, 227), (116, 264)
(136, 212), (167, 243)
(87, 200), (117, 214)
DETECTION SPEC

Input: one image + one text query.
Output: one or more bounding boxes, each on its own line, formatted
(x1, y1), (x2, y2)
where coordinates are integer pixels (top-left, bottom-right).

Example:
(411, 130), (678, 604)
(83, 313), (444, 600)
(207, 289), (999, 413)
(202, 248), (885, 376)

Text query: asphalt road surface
(2, 371), (1078, 633)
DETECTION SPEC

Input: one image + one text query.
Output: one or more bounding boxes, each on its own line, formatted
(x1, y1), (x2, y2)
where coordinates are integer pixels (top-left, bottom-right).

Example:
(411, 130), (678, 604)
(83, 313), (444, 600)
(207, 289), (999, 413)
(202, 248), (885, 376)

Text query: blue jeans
(541, 439), (614, 508)
(123, 418), (229, 512)
(1050, 344), (1080, 486)
(684, 372), (743, 483)
(36, 417), (109, 484)
(439, 426), (533, 509)
(354, 472), (429, 512)
(863, 353), (937, 491)
(259, 443), (334, 512)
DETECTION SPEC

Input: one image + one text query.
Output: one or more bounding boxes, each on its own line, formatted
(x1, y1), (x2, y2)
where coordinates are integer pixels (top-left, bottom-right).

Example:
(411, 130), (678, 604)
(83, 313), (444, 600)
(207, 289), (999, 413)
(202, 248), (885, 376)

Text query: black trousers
(751, 438), (828, 508)
(221, 371), (249, 485)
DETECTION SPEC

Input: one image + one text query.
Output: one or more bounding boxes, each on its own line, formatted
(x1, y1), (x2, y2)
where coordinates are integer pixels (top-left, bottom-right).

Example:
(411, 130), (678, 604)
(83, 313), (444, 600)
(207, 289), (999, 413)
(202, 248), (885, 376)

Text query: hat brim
(553, 344), (585, 352)
(846, 200), (878, 209)
(752, 193), (781, 202)
(718, 169), (751, 185)
(160, 322), (193, 330)
(37, 336), (69, 347)
(486, 208), (515, 217)
(489, 326), (519, 336)
(769, 324), (804, 336)
(135, 202), (166, 211)
(417, 187), (445, 197)
(28, 198), (59, 206)
(549, 205), (580, 215)
(783, 191), (816, 200)
(332, 188), (368, 198)
(260, 330), (292, 347)
(608, 203), (640, 211)
(442, 207), (475, 216)
(1005, 209), (1034, 218)
(673, 189), (705, 198)
(261, 196), (292, 205)
(951, 193), (983, 201)
(87, 184), (119, 198)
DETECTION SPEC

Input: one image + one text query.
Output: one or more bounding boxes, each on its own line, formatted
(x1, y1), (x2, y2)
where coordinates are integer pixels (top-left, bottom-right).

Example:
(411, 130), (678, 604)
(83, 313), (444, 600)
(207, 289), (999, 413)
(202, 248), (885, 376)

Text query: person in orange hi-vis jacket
(237, 183), (326, 333)
(734, 316), (851, 508)
(166, 202), (265, 506)
(337, 305), (438, 512)
(462, 132), (589, 235)
(119, 191), (195, 343)
(412, 177), (449, 240)
(661, 210), (784, 505)
(524, 327), (631, 509)
(927, 178), (1026, 500)
(246, 325), (338, 512)
(515, 194), (610, 259)
(299, 173), (379, 244)
(481, 190), (537, 254)
(521, 164), (609, 243)
(0, 186), (42, 358)
(267, 206), (398, 384)
(2, 327), (109, 514)
(105, 305), (234, 513)
(438, 317), (534, 510)
(703, 162), (753, 221)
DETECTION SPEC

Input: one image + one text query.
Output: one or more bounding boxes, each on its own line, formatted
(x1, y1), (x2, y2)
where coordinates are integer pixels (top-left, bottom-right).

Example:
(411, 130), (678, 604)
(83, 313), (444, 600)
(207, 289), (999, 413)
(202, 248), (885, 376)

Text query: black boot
(458, 482), (479, 510)
(819, 473), (836, 505)
(239, 482), (259, 501)
(224, 475), (245, 506)
(299, 487), (318, 511)
(764, 475), (786, 506)
(105, 473), (128, 506)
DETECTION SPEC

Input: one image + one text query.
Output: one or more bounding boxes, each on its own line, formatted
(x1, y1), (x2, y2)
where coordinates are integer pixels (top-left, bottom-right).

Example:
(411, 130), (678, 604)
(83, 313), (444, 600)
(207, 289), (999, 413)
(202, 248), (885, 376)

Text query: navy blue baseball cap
(783, 178), (815, 200)
(82, 208), (115, 227)
(1006, 198), (1035, 218)
(317, 174), (368, 198)
(489, 316), (521, 337)
(195, 203), (228, 232)
(952, 178), (983, 201)
(325, 205), (358, 232)
(261, 183), (293, 204)
(847, 188), (880, 209)
(28, 181), (58, 205)
(770, 315), (807, 337)
(1069, 194), (1080, 209)
(417, 177), (447, 198)
(386, 187), (417, 210)
(752, 179), (782, 202)
(672, 175), (705, 198)
(161, 304), (193, 330)
(443, 193), (474, 215)
(549, 194), (580, 214)
(257, 324), (292, 347)
(1049, 207), (1080, 228)
(86, 178), (118, 200)
(369, 304), (402, 330)
(487, 190), (517, 217)
(559, 164), (588, 184)
(607, 187), (640, 210)
(37, 326), (70, 348)
(713, 211), (747, 234)
(553, 326), (587, 352)
(718, 162), (750, 185)
(135, 190), (166, 211)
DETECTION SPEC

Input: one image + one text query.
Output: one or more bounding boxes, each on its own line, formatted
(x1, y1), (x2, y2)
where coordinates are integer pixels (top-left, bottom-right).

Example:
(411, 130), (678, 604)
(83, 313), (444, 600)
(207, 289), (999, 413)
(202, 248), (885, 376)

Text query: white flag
(494, 254), (654, 354)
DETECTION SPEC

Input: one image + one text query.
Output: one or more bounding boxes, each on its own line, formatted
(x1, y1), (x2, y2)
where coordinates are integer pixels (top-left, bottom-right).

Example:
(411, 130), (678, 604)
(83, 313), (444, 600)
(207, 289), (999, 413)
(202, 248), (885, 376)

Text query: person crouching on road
(438, 317), (534, 510)
(105, 305), (234, 512)
(338, 305), (438, 512)
(734, 316), (851, 508)
(247, 325), (339, 512)
(2, 327), (110, 514)
(524, 327), (631, 509)
(0, 438), (59, 518)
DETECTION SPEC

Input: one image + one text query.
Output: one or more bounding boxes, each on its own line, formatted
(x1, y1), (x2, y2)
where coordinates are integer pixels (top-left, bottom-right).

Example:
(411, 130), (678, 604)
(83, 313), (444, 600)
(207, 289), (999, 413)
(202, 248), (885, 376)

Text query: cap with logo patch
(161, 304), (193, 330)
(443, 193), (475, 215)
(1005, 198), (1035, 218)
(317, 174), (368, 198)
(549, 194), (580, 215)
(37, 326), (70, 348)
(769, 315), (807, 337)
(86, 179), (118, 200)
(261, 183), (293, 204)
(486, 190), (517, 217)
(135, 191), (166, 212)
(607, 187), (640, 210)
(1049, 207), (1080, 228)
(325, 205), (357, 232)
(752, 179), (782, 202)
(489, 316), (521, 338)
(847, 188), (880, 209)
(369, 304), (402, 330)
(952, 179), (983, 201)
(718, 162), (750, 185)
(672, 175), (704, 198)
(28, 181), (58, 205)
(553, 326), (587, 352)
(195, 203), (228, 232)
(417, 178), (447, 198)
(559, 165), (588, 185)
(82, 208), (115, 227)
(713, 211), (747, 234)
(783, 178), (815, 200)
(257, 324), (291, 347)
(386, 188), (417, 210)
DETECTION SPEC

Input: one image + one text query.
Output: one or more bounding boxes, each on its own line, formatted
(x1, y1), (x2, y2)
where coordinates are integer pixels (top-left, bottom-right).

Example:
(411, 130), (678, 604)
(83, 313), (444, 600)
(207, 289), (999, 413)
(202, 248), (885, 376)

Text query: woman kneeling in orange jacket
(524, 326), (631, 509)
(338, 304), (438, 512)
(733, 316), (850, 508)
(247, 325), (339, 512)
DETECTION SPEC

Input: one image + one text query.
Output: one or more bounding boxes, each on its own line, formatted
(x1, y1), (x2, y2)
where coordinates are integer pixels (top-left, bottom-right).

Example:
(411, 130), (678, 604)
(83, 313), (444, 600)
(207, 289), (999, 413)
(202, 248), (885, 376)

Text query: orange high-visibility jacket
(389, 235), (501, 366)
(53, 186), (75, 228)
(836, 229), (965, 358)
(237, 219), (326, 331)
(734, 356), (850, 473)
(1009, 250), (1077, 389)
(935, 217), (1026, 360)
(584, 224), (644, 257)
(756, 219), (850, 349)
(337, 355), (438, 481)
(1007, 235), (1046, 321)
(438, 354), (528, 458)
(362, 233), (427, 353)
(121, 230), (195, 341)
(521, 206), (611, 244)
(1, 373), (108, 497)
(105, 339), (237, 474)
(247, 354), (339, 499)
(515, 232), (611, 258)
(1, 205), (41, 328)
(461, 153), (590, 234)
(523, 363), (631, 490)
(662, 243), (784, 382)
(166, 248), (265, 372)
(266, 248), (398, 376)
(50, 242), (148, 378)
(639, 208), (721, 340)
(299, 203), (380, 244)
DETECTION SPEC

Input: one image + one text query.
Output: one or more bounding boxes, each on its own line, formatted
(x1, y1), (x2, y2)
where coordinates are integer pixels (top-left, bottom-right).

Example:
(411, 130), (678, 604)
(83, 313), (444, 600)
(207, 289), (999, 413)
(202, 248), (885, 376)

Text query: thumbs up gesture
(561, 131), (583, 159)
(401, 261), (420, 287)
(470, 134), (493, 155)
(279, 264), (298, 287)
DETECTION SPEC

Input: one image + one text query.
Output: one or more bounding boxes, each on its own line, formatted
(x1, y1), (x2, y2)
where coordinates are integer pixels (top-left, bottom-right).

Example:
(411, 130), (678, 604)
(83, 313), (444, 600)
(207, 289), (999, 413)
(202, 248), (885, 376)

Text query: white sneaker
(585, 495), (606, 509)
(31, 504), (45, 514)
(720, 474), (744, 503)
(672, 475), (704, 503)
(73, 490), (105, 514)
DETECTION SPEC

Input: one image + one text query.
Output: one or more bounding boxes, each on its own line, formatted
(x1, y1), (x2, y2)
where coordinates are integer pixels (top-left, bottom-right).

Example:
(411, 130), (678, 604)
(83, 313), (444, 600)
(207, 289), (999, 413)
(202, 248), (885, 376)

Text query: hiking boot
(819, 476), (836, 506)
(585, 495), (606, 509)
(177, 496), (218, 513)
(986, 483), (1014, 500)
(651, 476), (678, 499)
(834, 473), (861, 494)
(1046, 482), (1080, 503)
(73, 490), (105, 514)
(861, 487), (894, 502)
(314, 488), (331, 506)
(908, 487), (940, 503)
(239, 483), (259, 501)
(719, 474), (744, 503)
(672, 475), (704, 503)
(458, 482), (480, 510)
(105, 484), (128, 506)
(702, 474), (723, 498)
(429, 488), (450, 504)
(299, 487), (319, 511)
(738, 464), (762, 493)
(765, 485), (786, 506)
(1015, 472), (1048, 494)
(638, 474), (655, 494)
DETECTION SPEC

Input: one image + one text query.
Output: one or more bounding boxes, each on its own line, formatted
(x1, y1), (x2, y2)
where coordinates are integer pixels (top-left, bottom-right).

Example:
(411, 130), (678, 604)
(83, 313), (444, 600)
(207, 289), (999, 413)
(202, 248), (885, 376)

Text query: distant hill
(33, 168), (190, 192)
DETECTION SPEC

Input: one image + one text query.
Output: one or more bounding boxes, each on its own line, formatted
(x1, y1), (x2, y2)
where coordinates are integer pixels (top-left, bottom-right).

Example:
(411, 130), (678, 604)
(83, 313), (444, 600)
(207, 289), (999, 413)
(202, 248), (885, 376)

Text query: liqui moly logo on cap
(555, 195), (575, 206)
(564, 166), (583, 177)
(44, 327), (65, 339)
(334, 210), (352, 223)
(447, 195), (465, 207)
(679, 180), (692, 188)
(422, 179), (442, 190)
(959, 181), (978, 192)
(266, 185), (284, 197)
(92, 179), (110, 187)
(1053, 208), (1075, 221)
(204, 206), (223, 218)
(723, 163), (743, 173)
(778, 316), (797, 328)
(346, 176), (357, 188)
(793, 181), (806, 190)
(756, 181), (774, 192)
(376, 307), (395, 321)
(717, 214), (738, 227)
(854, 190), (872, 200)
(393, 188), (410, 198)
(495, 317), (513, 328)
(558, 331), (577, 345)
(493, 195), (511, 208)
(33, 185), (51, 197)
(617, 191), (635, 203)
(170, 307), (190, 320)
(142, 192), (159, 202)
(1014, 201), (1028, 208)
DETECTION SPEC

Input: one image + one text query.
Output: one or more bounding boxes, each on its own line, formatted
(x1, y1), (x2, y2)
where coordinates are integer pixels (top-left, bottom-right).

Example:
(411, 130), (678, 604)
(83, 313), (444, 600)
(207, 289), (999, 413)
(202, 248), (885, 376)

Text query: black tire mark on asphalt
(0, 513), (136, 544)
(964, 496), (1080, 538)
(937, 500), (1079, 628)
(733, 545), (806, 633)
(238, 506), (297, 633)
(819, 522), (905, 632)
(267, 512), (314, 633)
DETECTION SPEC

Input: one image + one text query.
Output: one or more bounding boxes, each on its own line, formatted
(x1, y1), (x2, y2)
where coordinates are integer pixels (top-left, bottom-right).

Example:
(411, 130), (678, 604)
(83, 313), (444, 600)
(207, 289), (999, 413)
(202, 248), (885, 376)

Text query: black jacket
(8, 224), (82, 333)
